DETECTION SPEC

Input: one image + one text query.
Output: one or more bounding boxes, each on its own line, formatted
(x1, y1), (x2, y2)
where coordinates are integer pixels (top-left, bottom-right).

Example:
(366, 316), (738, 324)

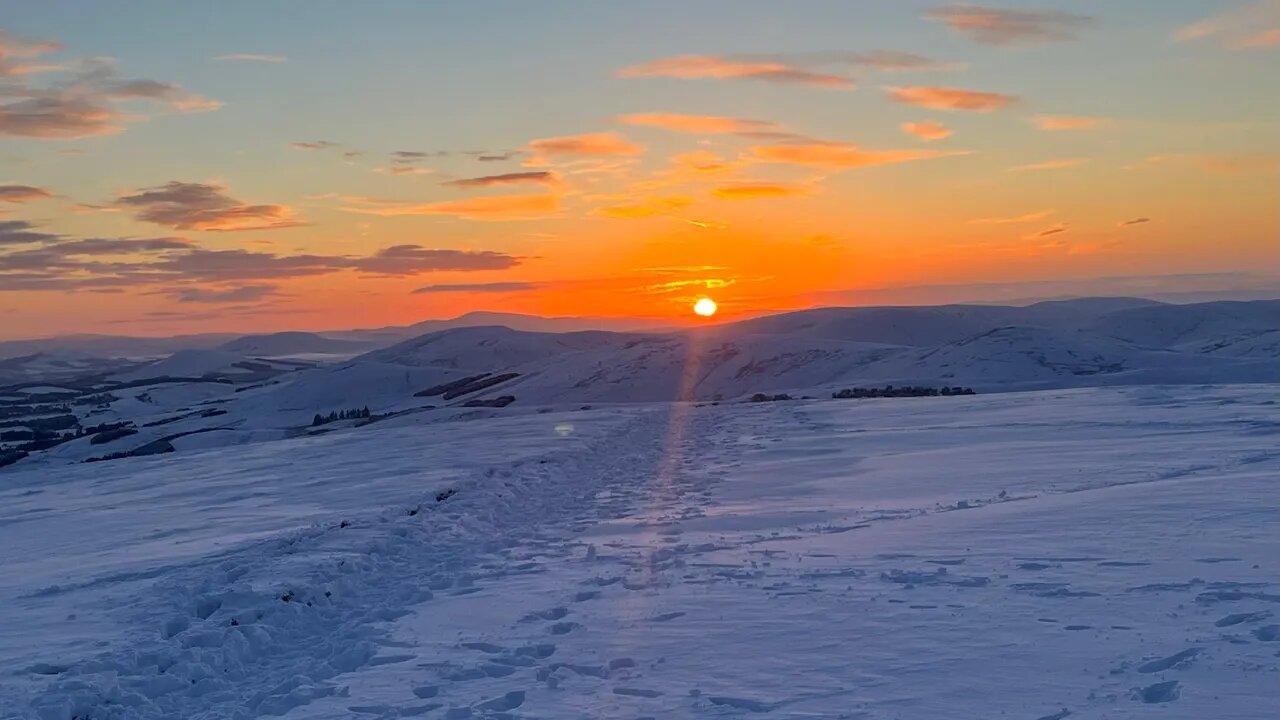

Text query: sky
(1, 1), (1277, 338)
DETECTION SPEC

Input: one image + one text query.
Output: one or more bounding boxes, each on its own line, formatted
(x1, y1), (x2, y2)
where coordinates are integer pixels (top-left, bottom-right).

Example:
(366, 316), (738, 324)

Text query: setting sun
(693, 297), (718, 317)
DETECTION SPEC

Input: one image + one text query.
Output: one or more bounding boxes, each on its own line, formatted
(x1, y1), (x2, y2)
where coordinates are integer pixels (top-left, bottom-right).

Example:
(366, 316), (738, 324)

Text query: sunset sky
(2, 1), (1277, 338)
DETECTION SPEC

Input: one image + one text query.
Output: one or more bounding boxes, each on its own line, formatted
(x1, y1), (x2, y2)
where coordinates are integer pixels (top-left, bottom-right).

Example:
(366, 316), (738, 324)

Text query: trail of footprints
(341, 407), (1276, 718)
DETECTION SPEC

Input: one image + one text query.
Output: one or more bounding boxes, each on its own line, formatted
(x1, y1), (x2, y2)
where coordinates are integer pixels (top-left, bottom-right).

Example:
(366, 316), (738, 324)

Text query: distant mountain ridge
(3, 297), (1276, 471)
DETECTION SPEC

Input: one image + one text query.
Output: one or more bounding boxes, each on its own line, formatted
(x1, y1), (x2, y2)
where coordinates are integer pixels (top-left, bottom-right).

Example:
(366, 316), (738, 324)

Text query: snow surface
(1, 384), (1276, 718)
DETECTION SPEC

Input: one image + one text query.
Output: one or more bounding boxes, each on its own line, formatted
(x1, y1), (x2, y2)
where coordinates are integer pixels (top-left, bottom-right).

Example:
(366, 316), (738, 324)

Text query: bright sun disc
(694, 297), (717, 317)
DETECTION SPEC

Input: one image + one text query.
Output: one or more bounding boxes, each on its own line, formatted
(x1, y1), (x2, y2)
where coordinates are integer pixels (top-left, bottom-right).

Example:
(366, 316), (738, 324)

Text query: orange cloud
(901, 120), (952, 140)
(969, 210), (1053, 224)
(616, 112), (782, 135)
(886, 86), (1017, 111)
(1032, 115), (1109, 131)
(342, 193), (559, 221)
(645, 277), (735, 294)
(616, 55), (853, 88)
(670, 150), (737, 175)
(524, 132), (643, 167)
(1009, 158), (1087, 171)
(751, 142), (965, 168)
(595, 196), (692, 219)
(712, 184), (811, 200)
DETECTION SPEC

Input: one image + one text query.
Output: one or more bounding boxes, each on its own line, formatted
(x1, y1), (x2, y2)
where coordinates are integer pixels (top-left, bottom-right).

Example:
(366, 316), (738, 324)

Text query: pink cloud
(886, 86), (1017, 111)
(901, 120), (953, 140)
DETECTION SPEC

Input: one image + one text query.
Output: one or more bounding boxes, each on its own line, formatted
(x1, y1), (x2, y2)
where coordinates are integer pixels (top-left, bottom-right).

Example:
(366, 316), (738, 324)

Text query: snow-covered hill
(2, 298), (1276, 471)
(217, 331), (379, 357)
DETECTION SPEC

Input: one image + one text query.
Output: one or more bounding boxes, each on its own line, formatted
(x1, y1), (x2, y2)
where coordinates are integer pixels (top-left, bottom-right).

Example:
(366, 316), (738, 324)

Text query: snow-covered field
(2, 384), (1276, 719)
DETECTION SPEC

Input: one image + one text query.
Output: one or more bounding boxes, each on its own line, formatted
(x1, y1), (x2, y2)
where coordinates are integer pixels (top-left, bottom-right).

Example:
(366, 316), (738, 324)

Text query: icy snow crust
(0, 384), (1277, 718)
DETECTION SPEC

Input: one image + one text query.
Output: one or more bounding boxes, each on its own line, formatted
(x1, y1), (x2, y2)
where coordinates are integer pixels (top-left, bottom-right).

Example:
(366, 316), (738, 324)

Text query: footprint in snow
(1253, 624), (1280, 641)
(648, 611), (685, 622)
(1136, 648), (1200, 673)
(1214, 611), (1270, 627)
(1136, 680), (1180, 704)
(459, 642), (505, 654)
(613, 686), (663, 698)
(547, 621), (579, 635)
(707, 696), (775, 712)
(475, 690), (525, 711)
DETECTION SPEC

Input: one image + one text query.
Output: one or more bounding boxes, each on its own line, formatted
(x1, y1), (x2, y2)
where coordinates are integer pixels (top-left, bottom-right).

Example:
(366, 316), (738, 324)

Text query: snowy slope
(1088, 299), (1280, 349)
(1, 385), (1275, 718)
(218, 332), (378, 357)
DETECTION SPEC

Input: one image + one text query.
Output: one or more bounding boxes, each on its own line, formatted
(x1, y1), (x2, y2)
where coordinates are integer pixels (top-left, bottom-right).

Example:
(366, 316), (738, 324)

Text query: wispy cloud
(213, 53), (288, 63)
(885, 86), (1017, 111)
(1231, 27), (1280, 48)
(751, 141), (966, 168)
(616, 55), (854, 88)
(668, 150), (741, 176)
(443, 171), (558, 188)
(969, 210), (1053, 225)
(901, 120), (952, 141)
(526, 132), (643, 159)
(0, 185), (52, 203)
(0, 30), (63, 77)
(1119, 217), (1151, 227)
(379, 166), (433, 176)
(712, 183), (811, 200)
(477, 150), (522, 162)
(1032, 115), (1110, 131)
(595, 196), (691, 219)
(348, 245), (521, 274)
(796, 50), (959, 72)
(0, 218), (523, 292)
(1128, 153), (1280, 174)
(0, 219), (61, 245)
(0, 37), (218, 139)
(617, 112), (783, 135)
(412, 281), (539, 294)
(1175, 1), (1280, 49)
(290, 140), (339, 150)
(342, 193), (560, 221)
(115, 181), (303, 232)
(1009, 158), (1087, 171)
(924, 4), (1093, 46)
(169, 284), (281, 302)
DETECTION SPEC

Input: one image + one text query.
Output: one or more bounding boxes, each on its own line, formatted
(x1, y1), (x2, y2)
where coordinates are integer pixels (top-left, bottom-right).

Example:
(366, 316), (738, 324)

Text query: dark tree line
(832, 385), (975, 399)
(312, 406), (371, 426)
